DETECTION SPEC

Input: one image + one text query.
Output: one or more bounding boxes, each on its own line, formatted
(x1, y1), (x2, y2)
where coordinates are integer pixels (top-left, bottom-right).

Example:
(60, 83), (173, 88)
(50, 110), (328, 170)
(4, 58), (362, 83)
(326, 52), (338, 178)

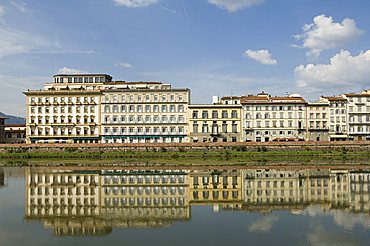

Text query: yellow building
(188, 104), (242, 143)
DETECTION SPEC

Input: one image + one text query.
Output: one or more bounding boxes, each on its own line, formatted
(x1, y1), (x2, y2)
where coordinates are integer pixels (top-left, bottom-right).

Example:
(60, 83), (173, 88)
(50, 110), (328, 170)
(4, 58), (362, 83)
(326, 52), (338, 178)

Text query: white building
(100, 82), (190, 143)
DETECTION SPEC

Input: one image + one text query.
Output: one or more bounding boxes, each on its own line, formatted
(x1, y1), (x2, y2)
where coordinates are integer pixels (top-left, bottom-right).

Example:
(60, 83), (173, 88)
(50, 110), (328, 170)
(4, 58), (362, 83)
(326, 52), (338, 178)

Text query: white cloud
(294, 15), (364, 57)
(57, 67), (88, 74)
(295, 50), (370, 89)
(113, 0), (159, 8)
(0, 26), (49, 58)
(244, 49), (277, 65)
(114, 61), (133, 68)
(248, 216), (279, 233)
(207, 0), (264, 12)
(10, 1), (27, 13)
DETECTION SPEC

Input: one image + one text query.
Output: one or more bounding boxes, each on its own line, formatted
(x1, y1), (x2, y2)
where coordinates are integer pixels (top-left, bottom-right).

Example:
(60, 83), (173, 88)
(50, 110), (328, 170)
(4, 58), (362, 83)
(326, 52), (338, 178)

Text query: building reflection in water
(0, 168), (6, 188)
(24, 167), (370, 236)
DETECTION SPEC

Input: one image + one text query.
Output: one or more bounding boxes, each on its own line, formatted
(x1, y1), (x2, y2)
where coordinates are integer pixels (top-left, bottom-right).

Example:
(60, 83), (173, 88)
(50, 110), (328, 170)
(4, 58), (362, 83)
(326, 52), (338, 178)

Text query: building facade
(23, 74), (107, 144)
(0, 116), (6, 143)
(321, 96), (348, 141)
(101, 83), (190, 143)
(306, 100), (329, 142)
(241, 93), (307, 142)
(188, 104), (242, 143)
(344, 90), (370, 141)
(3, 124), (26, 144)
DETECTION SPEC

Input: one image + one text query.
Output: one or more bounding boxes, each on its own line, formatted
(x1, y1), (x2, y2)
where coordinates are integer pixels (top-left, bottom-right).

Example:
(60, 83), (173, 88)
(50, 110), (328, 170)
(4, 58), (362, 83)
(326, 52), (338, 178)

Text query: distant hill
(0, 112), (26, 125)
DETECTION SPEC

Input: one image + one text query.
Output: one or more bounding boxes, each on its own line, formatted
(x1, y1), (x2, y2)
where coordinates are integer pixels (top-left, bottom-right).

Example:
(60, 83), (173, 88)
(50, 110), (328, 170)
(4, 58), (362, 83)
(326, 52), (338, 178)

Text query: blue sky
(1, 0), (370, 116)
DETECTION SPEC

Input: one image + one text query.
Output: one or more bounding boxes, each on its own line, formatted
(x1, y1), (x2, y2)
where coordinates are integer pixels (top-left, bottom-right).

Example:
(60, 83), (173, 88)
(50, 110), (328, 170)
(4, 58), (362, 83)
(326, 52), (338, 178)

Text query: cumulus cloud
(248, 216), (279, 233)
(295, 50), (370, 89)
(57, 67), (88, 74)
(207, 0), (264, 12)
(294, 15), (364, 57)
(244, 49), (277, 65)
(113, 0), (159, 8)
(114, 61), (133, 68)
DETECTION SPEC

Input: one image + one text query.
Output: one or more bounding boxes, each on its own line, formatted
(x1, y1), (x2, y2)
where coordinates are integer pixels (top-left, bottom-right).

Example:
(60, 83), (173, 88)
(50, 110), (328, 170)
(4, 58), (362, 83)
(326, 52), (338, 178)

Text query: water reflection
(24, 167), (370, 236)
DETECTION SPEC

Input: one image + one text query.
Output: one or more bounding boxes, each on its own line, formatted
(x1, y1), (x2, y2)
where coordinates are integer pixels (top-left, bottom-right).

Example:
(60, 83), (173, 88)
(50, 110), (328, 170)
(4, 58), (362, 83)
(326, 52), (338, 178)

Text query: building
(101, 82), (190, 143)
(241, 93), (307, 142)
(306, 100), (329, 142)
(23, 74), (107, 144)
(25, 168), (191, 235)
(189, 169), (243, 207)
(188, 104), (242, 143)
(3, 124), (26, 144)
(0, 116), (6, 143)
(344, 89), (370, 141)
(321, 96), (348, 141)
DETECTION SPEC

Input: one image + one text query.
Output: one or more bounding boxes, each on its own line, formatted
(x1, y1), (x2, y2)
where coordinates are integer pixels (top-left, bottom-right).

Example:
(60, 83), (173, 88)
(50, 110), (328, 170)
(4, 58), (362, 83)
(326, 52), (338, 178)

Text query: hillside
(0, 112), (26, 125)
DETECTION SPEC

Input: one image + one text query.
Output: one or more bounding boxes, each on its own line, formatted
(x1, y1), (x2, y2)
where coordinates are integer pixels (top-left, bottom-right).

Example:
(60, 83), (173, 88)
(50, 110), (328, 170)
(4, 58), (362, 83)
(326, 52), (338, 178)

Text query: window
(212, 110), (218, 119)
(231, 110), (237, 118)
(202, 111), (208, 118)
(192, 111), (198, 119)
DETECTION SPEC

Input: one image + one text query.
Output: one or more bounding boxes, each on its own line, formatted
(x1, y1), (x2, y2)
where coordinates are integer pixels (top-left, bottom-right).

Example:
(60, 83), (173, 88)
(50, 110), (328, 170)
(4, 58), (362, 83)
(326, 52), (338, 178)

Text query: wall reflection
(24, 167), (370, 236)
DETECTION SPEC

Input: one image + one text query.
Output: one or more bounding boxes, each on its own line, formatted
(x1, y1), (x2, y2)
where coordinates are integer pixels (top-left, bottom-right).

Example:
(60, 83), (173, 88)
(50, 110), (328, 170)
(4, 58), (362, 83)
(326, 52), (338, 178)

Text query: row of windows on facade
(103, 175), (186, 184)
(29, 197), (97, 207)
(349, 115), (370, 123)
(348, 106), (370, 113)
(192, 123), (238, 134)
(243, 105), (304, 111)
(103, 94), (185, 103)
(104, 104), (185, 113)
(30, 116), (96, 124)
(246, 113), (305, 120)
(104, 115), (185, 124)
(54, 76), (107, 83)
(347, 97), (370, 103)
(31, 106), (96, 114)
(308, 121), (328, 129)
(30, 127), (97, 136)
(103, 186), (186, 196)
(29, 175), (96, 184)
(308, 113), (328, 119)
(349, 126), (370, 133)
(192, 110), (238, 119)
(192, 176), (239, 186)
(192, 190), (239, 200)
(246, 130), (301, 136)
(103, 126), (185, 135)
(104, 197), (186, 207)
(245, 120), (305, 128)
(30, 96), (96, 104)
(30, 186), (97, 196)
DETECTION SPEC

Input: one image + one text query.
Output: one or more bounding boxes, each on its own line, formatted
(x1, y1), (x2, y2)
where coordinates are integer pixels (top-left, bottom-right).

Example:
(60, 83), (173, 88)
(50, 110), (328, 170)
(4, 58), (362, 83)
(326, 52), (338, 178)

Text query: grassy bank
(0, 148), (369, 161)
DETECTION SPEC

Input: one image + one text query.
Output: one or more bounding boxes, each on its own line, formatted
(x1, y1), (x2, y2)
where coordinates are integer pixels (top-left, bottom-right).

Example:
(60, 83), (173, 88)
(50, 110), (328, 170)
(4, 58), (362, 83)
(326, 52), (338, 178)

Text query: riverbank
(0, 141), (369, 161)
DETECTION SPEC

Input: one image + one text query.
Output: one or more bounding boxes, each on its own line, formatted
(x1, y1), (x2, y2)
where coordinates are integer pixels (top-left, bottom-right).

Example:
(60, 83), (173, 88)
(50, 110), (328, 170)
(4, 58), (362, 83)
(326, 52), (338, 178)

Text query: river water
(0, 164), (369, 245)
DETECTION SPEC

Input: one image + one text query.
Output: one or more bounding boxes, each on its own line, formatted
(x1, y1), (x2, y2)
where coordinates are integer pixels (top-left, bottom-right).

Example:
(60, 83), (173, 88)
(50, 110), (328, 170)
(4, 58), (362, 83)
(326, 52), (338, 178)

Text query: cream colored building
(306, 100), (329, 142)
(101, 83), (190, 143)
(241, 93), (307, 142)
(188, 104), (242, 143)
(344, 89), (370, 141)
(23, 74), (106, 144)
(320, 96), (348, 141)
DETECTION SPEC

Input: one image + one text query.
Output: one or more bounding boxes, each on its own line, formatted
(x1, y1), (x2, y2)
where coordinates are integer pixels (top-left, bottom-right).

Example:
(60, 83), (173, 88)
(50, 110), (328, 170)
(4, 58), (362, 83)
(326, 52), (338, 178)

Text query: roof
(241, 95), (306, 104)
(344, 93), (370, 97)
(104, 81), (163, 85)
(53, 74), (112, 77)
(221, 96), (241, 100)
(321, 96), (347, 101)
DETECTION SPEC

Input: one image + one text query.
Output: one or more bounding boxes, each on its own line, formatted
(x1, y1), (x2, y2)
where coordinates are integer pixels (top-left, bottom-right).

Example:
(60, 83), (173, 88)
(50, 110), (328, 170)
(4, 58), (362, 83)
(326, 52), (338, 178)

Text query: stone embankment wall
(0, 141), (370, 153)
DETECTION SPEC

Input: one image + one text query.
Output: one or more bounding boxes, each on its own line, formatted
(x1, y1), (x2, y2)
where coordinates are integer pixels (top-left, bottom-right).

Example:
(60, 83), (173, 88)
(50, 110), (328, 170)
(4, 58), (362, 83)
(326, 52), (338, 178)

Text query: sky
(1, 0), (370, 116)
